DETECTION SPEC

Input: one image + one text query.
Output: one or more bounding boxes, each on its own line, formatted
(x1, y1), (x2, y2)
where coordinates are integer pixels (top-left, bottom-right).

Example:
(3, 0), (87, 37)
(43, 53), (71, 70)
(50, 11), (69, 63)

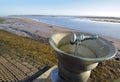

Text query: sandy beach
(6, 18), (71, 38)
(4, 17), (120, 55)
(0, 17), (120, 81)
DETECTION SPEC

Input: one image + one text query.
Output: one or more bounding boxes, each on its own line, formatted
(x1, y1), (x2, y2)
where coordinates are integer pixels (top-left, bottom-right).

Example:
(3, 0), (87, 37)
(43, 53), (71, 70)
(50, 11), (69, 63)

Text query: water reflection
(32, 17), (120, 39)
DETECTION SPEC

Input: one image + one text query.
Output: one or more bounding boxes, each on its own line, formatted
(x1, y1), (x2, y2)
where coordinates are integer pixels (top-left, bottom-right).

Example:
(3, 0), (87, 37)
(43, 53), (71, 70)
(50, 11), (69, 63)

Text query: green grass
(0, 30), (57, 67)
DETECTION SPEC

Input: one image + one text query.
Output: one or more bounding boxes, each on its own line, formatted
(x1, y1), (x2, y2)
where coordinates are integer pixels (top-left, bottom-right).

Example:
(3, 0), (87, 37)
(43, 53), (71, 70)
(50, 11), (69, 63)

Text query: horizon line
(6, 14), (120, 18)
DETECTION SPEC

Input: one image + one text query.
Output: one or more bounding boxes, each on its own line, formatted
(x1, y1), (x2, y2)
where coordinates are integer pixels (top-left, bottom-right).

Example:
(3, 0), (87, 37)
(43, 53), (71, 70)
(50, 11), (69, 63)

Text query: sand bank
(6, 18), (71, 38)
(5, 18), (120, 50)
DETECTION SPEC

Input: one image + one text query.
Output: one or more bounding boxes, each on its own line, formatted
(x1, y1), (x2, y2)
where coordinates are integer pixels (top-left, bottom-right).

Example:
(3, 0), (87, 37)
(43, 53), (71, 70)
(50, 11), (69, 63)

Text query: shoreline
(1, 17), (120, 56)
(6, 17), (120, 39)
(0, 17), (120, 81)
(26, 17), (120, 40)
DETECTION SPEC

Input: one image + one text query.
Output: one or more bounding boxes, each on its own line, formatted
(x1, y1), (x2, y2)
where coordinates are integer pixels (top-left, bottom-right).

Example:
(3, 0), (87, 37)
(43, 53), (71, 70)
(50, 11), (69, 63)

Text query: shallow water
(0, 25), (30, 37)
(59, 44), (96, 58)
(31, 17), (120, 39)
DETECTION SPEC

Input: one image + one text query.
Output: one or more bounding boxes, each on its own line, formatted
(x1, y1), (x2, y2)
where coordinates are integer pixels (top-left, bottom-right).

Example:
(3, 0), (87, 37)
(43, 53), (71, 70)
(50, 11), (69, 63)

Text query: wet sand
(6, 18), (71, 38)
(4, 17), (120, 52)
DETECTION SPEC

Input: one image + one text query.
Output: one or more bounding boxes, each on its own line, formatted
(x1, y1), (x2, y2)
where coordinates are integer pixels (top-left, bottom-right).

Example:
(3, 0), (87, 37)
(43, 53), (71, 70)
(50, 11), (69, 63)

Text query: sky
(0, 0), (120, 17)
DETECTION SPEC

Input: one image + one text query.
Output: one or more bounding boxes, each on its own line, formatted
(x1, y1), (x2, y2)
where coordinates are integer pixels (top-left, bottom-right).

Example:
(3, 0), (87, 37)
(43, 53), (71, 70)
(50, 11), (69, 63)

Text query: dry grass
(0, 30), (57, 67)
(90, 59), (120, 82)
(0, 29), (120, 82)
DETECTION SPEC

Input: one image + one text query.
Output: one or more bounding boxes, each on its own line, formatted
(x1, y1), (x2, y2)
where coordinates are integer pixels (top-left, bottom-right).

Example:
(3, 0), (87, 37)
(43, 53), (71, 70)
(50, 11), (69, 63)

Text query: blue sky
(0, 0), (120, 17)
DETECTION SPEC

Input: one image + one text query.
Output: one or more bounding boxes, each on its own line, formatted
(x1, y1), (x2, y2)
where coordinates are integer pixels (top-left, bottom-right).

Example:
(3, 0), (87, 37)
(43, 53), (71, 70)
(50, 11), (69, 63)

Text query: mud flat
(0, 17), (120, 82)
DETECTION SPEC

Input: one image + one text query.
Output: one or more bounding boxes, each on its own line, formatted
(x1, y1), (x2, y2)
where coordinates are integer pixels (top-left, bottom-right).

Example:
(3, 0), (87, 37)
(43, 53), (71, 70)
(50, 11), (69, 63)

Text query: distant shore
(86, 17), (120, 23)
(8, 15), (120, 23)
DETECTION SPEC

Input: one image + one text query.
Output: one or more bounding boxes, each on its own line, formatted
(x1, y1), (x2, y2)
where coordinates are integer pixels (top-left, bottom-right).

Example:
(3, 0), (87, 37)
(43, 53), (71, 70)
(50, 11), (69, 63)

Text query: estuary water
(31, 17), (120, 39)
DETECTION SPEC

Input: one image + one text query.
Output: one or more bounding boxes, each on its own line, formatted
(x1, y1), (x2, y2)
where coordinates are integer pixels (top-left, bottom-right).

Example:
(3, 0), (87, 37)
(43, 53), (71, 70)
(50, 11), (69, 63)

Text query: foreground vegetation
(0, 29), (120, 81)
(0, 30), (57, 67)
(91, 59), (120, 82)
